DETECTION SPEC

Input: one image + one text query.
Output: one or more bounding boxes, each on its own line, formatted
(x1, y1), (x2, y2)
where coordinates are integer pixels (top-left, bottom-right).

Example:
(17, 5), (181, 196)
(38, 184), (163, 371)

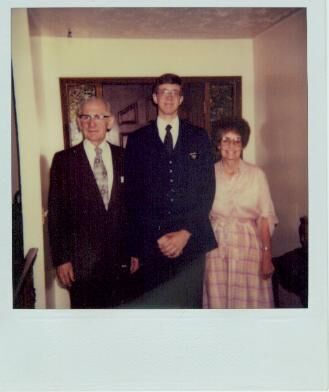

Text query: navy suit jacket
(48, 142), (129, 283)
(124, 119), (217, 261)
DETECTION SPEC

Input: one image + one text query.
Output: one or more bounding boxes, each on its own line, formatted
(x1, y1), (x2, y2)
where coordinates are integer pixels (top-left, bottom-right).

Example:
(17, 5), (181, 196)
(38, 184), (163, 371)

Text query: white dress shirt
(157, 116), (179, 148)
(83, 139), (114, 197)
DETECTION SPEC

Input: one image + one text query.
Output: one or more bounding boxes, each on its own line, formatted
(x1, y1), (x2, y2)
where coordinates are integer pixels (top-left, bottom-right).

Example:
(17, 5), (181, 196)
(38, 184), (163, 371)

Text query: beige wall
(11, 9), (46, 308)
(254, 9), (307, 256)
(32, 37), (255, 160)
(13, 8), (255, 308)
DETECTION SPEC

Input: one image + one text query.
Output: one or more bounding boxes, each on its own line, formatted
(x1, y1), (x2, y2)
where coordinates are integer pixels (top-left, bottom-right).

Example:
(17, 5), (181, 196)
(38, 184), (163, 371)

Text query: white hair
(77, 96), (111, 115)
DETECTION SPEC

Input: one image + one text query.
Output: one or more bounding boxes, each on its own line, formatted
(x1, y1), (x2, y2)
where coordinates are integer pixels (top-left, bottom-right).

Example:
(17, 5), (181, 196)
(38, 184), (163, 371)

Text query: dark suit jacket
(124, 119), (217, 262)
(48, 141), (129, 283)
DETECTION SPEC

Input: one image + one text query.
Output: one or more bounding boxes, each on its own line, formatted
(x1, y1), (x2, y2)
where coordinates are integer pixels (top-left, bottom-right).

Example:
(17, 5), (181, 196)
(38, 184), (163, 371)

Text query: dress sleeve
(257, 169), (278, 236)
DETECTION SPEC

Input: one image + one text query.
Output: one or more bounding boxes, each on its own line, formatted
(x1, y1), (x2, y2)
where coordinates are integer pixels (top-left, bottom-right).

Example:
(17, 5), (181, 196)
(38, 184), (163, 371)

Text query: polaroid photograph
(1, 0), (328, 391)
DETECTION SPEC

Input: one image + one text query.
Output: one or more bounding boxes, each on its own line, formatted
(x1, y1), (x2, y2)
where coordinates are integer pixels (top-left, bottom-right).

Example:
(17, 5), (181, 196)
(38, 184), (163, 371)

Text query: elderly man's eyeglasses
(221, 137), (242, 146)
(78, 114), (111, 122)
(157, 89), (181, 97)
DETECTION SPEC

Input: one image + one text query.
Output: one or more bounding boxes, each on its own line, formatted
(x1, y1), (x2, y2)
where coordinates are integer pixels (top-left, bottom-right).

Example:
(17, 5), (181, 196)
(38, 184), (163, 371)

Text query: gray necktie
(164, 124), (173, 154)
(93, 147), (109, 209)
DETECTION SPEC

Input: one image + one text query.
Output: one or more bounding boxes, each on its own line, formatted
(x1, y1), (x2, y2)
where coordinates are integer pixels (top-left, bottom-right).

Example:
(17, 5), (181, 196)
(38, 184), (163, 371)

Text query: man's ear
(76, 116), (81, 131)
(152, 93), (158, 105)
(179, 95), (184, 105)
(107, 115), (115, 130)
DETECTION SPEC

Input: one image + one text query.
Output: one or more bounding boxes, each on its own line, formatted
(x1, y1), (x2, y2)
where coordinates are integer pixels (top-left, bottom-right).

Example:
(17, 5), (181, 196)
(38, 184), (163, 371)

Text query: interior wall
(254, 9), (307, 256)
(11, 9), (46, 308)
(32, 36), (255, 156)
(27, 35), (254, 308)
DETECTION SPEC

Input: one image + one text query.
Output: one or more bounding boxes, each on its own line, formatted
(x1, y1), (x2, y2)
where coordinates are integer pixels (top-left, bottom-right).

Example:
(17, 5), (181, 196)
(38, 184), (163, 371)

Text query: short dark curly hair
(212, 117), (251, 149)
(152, 73), (183, 94)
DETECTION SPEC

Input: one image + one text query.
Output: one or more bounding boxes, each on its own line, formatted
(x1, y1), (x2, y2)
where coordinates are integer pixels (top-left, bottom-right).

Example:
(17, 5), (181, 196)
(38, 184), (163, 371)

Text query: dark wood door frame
(59, 76), (241, 149)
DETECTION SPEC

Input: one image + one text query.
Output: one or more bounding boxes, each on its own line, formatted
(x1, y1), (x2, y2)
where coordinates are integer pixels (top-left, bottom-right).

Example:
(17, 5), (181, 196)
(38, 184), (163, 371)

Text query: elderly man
(48, 97), (138, 308)
(124, 74), (217, 308)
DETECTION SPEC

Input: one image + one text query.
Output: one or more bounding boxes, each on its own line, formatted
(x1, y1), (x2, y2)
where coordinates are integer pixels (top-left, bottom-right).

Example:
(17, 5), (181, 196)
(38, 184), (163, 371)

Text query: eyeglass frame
(221, 136), (242, 146)
(78, 114), (112, 122)
(156, 88), (182, 97)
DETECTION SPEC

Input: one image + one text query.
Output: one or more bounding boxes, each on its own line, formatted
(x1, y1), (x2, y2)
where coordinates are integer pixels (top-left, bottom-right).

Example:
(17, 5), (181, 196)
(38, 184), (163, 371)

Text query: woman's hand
(259, 218), (274, 279)
(260, 250), (275, 279)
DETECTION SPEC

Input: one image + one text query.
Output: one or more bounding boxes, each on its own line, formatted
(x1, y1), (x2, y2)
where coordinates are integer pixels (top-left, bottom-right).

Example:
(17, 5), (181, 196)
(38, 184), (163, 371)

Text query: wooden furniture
(272, 216), (308, 308)
(13, 248), (38, 309)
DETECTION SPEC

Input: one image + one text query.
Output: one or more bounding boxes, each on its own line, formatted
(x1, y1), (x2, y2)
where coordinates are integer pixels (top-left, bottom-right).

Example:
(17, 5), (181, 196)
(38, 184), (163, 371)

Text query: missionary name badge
(189, 152), (199, 160)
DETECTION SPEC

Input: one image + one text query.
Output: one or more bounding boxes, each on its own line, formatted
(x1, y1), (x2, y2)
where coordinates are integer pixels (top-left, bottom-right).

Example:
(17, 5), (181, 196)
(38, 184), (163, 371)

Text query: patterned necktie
(164, 124), (173, 154)
(93, 147), (109, 209)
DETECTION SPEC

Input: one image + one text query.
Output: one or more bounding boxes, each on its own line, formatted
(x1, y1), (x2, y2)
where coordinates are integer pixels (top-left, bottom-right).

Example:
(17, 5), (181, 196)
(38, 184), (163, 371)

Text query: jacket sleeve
(184, 132), (216, 238)
(124, 133), (143, 258)
(47, 152), (73, 267)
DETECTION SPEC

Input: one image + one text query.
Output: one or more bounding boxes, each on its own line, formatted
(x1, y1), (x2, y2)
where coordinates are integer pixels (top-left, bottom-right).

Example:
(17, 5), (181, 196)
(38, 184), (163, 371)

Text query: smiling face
(152, 83), (184, 120)
(77, 98), (114, 146)
(219, 130), (243, 162)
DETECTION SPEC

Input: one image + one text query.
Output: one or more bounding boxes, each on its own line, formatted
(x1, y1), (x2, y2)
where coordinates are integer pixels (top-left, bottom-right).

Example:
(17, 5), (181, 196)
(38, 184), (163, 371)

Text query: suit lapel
(74, 142), (106, 210)
(148, 121), (166, 152)
(74, 143), (95, 184)
(109, 143), (122, 180)
(109, 143), (122, 205)
(175, 119), (190, 155)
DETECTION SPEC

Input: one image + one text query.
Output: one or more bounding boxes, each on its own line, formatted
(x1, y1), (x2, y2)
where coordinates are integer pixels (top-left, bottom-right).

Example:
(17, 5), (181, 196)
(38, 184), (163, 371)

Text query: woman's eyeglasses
(221, 137), (242, 146)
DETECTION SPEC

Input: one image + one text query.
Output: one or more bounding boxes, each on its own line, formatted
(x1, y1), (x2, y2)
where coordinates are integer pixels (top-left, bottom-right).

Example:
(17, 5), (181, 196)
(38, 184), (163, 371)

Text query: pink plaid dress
(203, 160), (278, 309)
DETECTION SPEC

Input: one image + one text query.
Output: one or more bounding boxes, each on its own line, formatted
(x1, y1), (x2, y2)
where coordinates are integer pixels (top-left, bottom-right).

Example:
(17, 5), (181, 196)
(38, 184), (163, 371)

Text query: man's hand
(130, 257), (140, 274)
(157, 230), (191, 259)
(56, 262), (75, 288)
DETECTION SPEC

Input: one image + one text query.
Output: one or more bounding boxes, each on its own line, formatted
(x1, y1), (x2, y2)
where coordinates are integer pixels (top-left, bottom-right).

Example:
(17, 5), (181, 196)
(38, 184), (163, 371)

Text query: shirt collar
(83, 138), (108, 153)
(156, 117), (179, 147)
(157, 116), (179, 131)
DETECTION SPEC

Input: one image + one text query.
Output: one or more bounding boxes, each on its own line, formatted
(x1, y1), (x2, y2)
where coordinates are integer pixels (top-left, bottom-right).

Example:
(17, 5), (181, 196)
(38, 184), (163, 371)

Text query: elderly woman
(203, 118), (278, 309)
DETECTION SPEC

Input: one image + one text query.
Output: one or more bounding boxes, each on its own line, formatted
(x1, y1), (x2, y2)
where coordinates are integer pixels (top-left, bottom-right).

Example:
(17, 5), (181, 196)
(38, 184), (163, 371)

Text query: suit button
(170, 198), (174, 202)
(169, 169), (173, 173)
(169, 161), (173, 164)
(170, 179), (173, 183)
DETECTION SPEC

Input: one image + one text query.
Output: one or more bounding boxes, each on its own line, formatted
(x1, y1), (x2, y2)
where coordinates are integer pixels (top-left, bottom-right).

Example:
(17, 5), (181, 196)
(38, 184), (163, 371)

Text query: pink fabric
(203, 160), (278, 309)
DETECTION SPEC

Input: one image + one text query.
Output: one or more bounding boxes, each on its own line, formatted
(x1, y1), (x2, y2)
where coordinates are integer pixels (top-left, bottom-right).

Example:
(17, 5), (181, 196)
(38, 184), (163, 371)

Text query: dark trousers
(69, 271), (142, 309)
(69, 279), (115, 309)
(119, 255), (205, 309)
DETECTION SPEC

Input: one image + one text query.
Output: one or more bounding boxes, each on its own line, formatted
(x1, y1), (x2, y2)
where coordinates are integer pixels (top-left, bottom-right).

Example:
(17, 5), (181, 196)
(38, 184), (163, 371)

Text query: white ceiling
(28, 7), (302, 39)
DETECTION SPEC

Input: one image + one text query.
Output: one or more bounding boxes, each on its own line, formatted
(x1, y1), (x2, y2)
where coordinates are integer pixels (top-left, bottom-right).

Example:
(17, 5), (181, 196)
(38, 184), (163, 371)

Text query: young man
(124, 73), (217, 308)
(48, 97), (137, 308)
